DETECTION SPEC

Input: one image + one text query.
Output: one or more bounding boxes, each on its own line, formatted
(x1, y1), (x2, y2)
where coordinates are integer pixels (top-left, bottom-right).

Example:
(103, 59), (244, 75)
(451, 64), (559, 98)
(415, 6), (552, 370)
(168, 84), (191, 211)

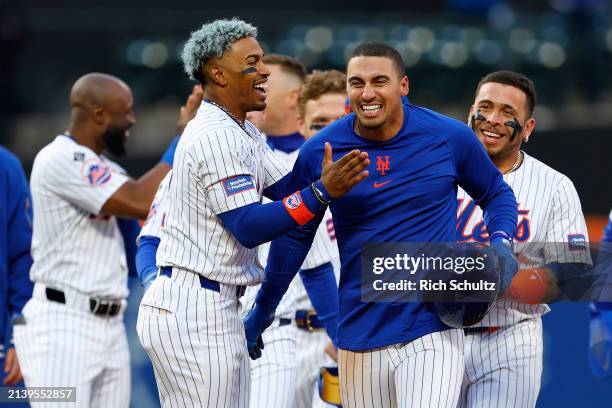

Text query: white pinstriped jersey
(241, 149), (340, 318)
(457, 151), (591, 326)
(156, 102), (289, 285)
(137, 171), (172, 243)
(29, 135), (130, 298)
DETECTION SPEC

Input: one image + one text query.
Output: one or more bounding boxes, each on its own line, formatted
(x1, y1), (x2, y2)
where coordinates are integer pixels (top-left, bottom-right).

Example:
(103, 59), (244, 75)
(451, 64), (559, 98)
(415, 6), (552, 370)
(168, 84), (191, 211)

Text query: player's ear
(296, 114), (307, 136)
(522, 117), (536, 143)
(207, 62), (227, 87)
(287, 88), (300, 109)
(400, 76), (409, 96)
(468, 105), (475, 125)
(91, 107), (106, 125)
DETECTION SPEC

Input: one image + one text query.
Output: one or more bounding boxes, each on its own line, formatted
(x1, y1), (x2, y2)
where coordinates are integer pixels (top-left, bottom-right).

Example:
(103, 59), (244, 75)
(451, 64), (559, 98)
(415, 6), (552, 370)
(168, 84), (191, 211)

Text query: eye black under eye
(310, 124), (326, 131)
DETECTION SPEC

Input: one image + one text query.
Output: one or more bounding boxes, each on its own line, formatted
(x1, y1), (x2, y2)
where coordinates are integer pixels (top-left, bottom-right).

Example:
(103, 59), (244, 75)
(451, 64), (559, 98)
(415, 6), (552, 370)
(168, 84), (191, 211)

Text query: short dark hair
(476, 71), (536, 117)
(347, 42), (406, 78)
(263, 54), (307, 83)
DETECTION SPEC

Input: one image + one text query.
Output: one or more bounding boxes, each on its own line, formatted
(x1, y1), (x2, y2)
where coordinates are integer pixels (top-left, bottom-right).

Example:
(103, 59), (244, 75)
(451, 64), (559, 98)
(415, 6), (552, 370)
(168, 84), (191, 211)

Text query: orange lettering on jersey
(456, 199), (531, 242)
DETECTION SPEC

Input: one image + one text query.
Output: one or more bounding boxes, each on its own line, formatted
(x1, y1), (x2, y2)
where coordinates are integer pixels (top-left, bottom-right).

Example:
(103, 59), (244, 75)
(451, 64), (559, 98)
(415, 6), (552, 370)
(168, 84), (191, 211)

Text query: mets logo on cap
(81, 158), (112, 186)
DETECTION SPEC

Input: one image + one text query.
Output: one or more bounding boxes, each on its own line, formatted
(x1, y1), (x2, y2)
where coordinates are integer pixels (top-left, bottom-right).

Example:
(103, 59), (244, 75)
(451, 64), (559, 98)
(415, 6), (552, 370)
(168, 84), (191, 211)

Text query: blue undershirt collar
(266, 132), (304, 153)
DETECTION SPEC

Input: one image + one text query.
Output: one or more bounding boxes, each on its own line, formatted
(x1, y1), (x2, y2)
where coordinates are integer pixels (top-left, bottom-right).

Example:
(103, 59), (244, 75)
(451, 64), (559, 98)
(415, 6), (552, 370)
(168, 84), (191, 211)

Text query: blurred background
(2, 0), (611, 406)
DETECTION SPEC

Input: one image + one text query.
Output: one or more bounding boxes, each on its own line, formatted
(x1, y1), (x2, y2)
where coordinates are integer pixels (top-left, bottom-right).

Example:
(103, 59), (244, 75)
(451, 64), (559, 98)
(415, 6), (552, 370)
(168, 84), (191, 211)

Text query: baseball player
(241, 54), (314, 408)
(245, 65), (346, 408)
(136, 19), (369, 408)
(245, 42), (519, 408)
(456, 71), (592, 407)
(0, 146), (33, 397)
(13, 72), (182, 407)
(588, 210), (612, 379)
(293, 69), (347, 408)
(134, 85), (204, 291)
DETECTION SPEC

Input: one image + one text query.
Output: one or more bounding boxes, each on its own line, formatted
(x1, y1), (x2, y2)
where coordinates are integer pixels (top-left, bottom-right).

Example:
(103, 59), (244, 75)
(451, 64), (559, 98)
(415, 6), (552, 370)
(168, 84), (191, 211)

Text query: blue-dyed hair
(182, 18), (258, 83)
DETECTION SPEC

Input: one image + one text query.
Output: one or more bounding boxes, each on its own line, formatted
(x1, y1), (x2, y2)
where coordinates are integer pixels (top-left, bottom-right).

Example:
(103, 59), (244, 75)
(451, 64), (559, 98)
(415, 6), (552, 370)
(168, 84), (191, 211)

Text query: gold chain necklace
(503, 150), (523, 175)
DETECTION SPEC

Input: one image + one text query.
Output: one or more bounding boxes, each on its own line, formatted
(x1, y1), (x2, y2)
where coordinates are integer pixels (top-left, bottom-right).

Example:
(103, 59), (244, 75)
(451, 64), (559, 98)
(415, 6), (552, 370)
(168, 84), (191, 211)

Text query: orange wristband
(283, 191), (315, 226)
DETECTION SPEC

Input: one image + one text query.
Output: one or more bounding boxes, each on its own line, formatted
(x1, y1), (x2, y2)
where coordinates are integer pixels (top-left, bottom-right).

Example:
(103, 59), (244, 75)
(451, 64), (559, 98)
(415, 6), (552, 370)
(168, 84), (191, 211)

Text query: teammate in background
(13, 72), (184, 408)
(245, 42), (519, 408)
(136, 19), (369, 408)
(242, 54), (311, 408)
(0, 147), (33, 394)
(135, 85), (203, 290)
(259, 54), (307, 151)
(293, 69), (347, 408)
(456, 71), (592, 407)
(588, 210), (612, 379)
(244, 67), (347, 408)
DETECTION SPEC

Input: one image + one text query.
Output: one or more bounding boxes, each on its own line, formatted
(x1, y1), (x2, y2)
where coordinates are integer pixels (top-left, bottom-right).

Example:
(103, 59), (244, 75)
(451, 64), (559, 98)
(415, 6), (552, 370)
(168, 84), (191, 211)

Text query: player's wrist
(312, 180), (332, 205)
(282, 186), (327, 226)
(490, 231), (514, 250)
(160, 135), (180, 167)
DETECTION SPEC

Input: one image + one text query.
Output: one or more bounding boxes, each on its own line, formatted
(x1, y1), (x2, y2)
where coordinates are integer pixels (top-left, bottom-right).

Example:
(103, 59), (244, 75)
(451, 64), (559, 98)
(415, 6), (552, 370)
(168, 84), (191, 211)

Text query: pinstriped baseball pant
(249, 323), (297, 408)
(295, 327), (337, 408)
(14, 297), (130, 408)
(339, 329), (465, 408)
(137, 269), (250, 408)
(459, 318), (543, 408)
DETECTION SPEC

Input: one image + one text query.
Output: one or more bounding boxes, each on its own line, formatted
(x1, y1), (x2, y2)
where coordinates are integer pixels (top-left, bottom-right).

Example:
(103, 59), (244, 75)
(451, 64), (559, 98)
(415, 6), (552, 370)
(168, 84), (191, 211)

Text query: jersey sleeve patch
(221, 175), (256, 197)
(568, 234), (586, 251)
(81, 158), (112, 187)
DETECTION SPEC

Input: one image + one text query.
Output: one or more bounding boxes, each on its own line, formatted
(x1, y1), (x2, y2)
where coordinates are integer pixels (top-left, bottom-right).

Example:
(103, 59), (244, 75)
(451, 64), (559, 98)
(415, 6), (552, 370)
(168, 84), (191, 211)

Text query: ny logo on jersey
(376, 156), (390, 176)
(456, 198), (531, 242)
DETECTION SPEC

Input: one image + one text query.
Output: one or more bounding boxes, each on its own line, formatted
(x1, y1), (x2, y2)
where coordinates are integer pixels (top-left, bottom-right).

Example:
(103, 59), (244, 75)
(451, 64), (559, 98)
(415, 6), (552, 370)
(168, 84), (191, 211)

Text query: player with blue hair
(136, 18), (369, 407)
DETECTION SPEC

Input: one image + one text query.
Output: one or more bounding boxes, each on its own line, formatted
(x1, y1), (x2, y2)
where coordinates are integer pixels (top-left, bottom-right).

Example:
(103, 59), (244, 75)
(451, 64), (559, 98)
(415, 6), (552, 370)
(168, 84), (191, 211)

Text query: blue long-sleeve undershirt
(136, 235), (160, 287)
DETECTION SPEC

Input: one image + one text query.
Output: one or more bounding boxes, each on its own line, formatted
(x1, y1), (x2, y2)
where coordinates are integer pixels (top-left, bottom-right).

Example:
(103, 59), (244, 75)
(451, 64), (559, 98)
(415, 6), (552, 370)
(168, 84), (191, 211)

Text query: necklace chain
(504, 150), (523, 175)
(205, 99), (245, 130)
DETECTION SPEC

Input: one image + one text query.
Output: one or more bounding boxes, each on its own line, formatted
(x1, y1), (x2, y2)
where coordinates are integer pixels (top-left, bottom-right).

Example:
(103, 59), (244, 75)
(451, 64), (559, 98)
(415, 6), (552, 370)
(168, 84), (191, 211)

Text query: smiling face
(99, 81), (135, 156)
(346, 56), (408, 139)
(208, 36), (271, 113)
(470, 82), (535, 161)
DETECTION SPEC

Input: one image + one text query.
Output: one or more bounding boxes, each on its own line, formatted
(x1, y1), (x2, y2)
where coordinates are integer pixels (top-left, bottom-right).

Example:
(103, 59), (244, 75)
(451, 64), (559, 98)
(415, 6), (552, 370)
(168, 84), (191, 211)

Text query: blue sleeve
(299, 262), (338, 343)
(449, 124), (517, 239)
(595, 215), (612, 309)
(263, 173), (291, 201)
(254, 213), (323, 310)
(253, 143), (322, 311)
(136, 235), (160, 287)
(118, 218), (141, 277)
(6, 155), (33, 319)
(218, 182), (326, 249)
(160, 135), (180, 167)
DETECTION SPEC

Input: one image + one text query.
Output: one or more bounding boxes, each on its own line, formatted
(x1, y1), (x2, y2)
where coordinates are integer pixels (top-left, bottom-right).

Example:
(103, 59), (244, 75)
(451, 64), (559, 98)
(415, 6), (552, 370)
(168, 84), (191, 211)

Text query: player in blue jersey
(244, 42), (519, 408)
(0, 146), (33, 391)
(589, 210), (612, 378)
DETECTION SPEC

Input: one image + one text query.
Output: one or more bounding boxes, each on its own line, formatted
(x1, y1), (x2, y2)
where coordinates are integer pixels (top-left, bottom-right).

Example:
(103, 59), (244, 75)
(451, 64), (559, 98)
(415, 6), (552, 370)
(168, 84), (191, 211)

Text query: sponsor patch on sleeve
(221, 175), (256, 197)
(81, 158), (112, 187)
(568, 234), (587, 251)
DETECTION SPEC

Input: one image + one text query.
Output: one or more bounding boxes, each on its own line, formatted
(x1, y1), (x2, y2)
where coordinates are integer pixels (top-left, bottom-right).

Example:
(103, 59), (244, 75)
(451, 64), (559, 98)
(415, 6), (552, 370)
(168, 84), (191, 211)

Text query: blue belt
(160, 267), (245, 297)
